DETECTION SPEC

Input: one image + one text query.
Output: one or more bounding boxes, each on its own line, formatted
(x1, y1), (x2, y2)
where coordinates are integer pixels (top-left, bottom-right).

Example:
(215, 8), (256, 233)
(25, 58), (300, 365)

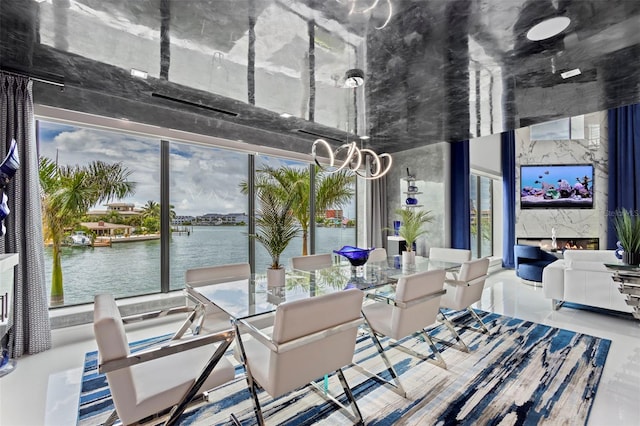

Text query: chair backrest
(185, 263), (251, 287)
(261, 289), (364, 397)
(93, 294), (135, 420)
(429, 247), (472, 263)
(290, 253), (333, 271)
(368, 247), (388, 263)
(445, 257), (490, 310)
(389, 269), (446, 340)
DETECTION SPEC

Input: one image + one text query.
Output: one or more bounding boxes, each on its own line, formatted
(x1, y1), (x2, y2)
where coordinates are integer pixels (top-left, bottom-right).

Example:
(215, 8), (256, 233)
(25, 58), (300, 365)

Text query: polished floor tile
(1, 269), (639, 425)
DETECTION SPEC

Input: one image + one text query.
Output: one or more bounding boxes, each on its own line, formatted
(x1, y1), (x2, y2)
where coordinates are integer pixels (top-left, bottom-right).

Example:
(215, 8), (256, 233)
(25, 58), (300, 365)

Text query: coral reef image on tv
(520, 164), (593, 209)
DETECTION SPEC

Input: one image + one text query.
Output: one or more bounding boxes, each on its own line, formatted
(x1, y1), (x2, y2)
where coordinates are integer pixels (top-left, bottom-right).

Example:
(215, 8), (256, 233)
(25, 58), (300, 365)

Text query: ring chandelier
(336, 0), (393, 30)
(311, 139), (392, 180)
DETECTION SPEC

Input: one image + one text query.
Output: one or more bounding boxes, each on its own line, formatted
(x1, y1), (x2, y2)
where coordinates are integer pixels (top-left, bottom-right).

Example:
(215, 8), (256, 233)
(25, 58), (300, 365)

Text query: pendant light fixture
(311, 139), (392, 180)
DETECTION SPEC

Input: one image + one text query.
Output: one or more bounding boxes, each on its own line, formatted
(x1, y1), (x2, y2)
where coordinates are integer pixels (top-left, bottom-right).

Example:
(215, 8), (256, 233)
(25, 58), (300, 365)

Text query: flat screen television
(520, 164), (594, 209)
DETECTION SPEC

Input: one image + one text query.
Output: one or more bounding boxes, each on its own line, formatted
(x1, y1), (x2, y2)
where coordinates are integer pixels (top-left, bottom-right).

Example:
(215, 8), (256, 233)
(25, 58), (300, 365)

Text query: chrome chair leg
(309, 370), (363, 424)
(385, 330), (447, 369)
(336, 368), (364, 425)
(351, 326), (406, 397)
(436, 311), (470, 353)
(233, 321), (266, 426)
(467, 308), (491, 334)
(102, 409), (119, 426)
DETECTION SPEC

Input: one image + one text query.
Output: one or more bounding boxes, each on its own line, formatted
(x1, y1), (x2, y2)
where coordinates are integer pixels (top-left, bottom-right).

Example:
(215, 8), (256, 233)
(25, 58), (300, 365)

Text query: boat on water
(63, 231), (92, 247)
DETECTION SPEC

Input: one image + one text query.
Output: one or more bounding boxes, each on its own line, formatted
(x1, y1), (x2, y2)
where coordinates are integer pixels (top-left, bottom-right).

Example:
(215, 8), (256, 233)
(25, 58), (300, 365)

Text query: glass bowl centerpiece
(333, 245), (374, 266)
(334, 245), (375, 280)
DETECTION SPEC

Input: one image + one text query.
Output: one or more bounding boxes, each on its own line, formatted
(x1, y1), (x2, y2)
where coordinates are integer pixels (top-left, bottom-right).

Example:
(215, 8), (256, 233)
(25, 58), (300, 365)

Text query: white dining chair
(93, 293), (236, 426)
(362, 269), (448, 368)
(234, 288), (365, 425)
(175, 263), (251, 338)
(368, 247), (388, 263)
(439, 257), (491, 349)
(290, 253), (333, 271)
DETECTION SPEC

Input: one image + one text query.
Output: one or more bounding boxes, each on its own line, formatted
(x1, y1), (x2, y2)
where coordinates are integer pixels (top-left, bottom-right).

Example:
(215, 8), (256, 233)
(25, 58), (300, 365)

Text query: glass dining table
(185, 257), (462, 321)
(183, 256), (462, 401)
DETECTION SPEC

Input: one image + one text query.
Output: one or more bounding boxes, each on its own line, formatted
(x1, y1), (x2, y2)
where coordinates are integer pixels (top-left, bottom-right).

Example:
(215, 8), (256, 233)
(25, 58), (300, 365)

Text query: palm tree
(241, 165), (354, 256)
(39, 157), (136, 306)
(141, 200), (160, 218)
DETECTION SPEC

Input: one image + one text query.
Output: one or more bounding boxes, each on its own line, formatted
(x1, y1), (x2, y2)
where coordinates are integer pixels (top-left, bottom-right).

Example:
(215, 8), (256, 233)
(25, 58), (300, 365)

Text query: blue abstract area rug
(77, 310), (610, 425)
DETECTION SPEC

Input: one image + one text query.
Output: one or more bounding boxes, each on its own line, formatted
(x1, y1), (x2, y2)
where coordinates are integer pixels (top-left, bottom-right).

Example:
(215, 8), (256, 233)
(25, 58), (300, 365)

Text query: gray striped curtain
(367, 173), (388, 249)
(0, 73), (51, 357)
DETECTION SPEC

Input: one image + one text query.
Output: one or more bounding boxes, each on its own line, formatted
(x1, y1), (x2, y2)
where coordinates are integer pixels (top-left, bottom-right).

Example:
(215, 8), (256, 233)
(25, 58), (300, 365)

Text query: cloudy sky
(38, 121), (356, 218)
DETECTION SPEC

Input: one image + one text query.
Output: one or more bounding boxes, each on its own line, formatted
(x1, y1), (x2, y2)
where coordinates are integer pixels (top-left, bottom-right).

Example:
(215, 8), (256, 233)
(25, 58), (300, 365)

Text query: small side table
(605, 263), (640, 320)
(387, 236), (407, 256)
(543, 250), (564, 259)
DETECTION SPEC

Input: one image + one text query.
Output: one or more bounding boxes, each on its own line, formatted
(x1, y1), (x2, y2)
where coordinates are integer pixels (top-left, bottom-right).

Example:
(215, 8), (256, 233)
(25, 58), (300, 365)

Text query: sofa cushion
(564, 250), (618, 267)
(566, 260), (609, 272)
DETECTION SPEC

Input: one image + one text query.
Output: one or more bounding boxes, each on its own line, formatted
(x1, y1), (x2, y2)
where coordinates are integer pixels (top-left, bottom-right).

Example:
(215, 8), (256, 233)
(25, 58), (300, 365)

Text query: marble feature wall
(386, 142), (450, 255)
(515, 111), (609, 245)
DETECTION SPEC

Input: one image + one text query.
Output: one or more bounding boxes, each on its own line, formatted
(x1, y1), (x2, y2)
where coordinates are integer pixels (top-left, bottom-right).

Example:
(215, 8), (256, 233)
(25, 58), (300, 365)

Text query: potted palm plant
(395, 208), (434, 267)
(254, 190), (300, 287)
(613, 208), (640, 265)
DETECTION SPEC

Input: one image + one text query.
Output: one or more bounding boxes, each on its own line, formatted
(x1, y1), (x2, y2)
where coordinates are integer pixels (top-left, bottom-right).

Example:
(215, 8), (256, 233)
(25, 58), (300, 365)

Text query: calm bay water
(45, 226), (356, 306)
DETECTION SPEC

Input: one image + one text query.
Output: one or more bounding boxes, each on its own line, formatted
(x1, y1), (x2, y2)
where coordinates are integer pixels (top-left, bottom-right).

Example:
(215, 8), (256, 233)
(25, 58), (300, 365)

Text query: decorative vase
(393, 220), (401, 236)
(267, 267), (286, 287)
(402, 251), (415, 267)
(622, 252), (640, 266)
(615, 241), (624, 260)
(406, 197), (418, 205)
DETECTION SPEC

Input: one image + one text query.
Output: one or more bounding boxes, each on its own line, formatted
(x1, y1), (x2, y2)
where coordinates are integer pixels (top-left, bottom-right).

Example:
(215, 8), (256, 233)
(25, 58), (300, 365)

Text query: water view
(45, 226), (356, 306)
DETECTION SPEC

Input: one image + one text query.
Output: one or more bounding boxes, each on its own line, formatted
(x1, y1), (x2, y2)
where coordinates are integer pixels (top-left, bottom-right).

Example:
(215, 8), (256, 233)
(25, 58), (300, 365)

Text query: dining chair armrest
(445, 274), (487, 287)
(273, 318), (364, 354)
(99, 328), (235, 374)
(237, 317), (364, 354)
(365, 292), (394, 304)
(393, 289), (446, 308)
(185, 285), (215, 306)
(236, 318), (279, 352)
(121, 305), (193, 324)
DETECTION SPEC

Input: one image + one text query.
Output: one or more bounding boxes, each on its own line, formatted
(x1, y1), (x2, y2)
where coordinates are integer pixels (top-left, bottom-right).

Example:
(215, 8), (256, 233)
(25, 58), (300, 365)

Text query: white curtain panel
(0, 73), (51, 356)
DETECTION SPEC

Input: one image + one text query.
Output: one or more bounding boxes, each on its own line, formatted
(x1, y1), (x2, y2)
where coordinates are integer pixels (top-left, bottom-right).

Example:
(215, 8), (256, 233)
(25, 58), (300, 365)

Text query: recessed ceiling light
(526, 17), (571, 41)
(280, 113), (293, 118)
(560, 68), (581, 79)
(359, 135), (370, 140)
(130, 68), (148, 79)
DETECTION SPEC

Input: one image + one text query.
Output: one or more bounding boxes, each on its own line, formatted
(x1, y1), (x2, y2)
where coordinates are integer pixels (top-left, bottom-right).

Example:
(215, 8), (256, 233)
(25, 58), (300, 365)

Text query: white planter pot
(402, 251), (416, 267)
(267, 267), (286, 288)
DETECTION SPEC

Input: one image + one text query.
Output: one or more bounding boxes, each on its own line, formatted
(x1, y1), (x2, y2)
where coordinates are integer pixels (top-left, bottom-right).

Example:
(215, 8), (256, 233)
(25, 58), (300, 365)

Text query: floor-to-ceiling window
(254, 155), (309, 270)
(470, 173), (494, 258)
(168, 142), (248, 291)
(38, 121), (161, 306)
(37, 116), (359, 307)
(314, 168), (357, 255)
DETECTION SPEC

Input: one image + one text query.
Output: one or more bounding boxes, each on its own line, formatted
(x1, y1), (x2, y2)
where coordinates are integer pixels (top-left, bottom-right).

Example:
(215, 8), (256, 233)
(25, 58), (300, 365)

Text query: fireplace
(517, 237), (599, 251)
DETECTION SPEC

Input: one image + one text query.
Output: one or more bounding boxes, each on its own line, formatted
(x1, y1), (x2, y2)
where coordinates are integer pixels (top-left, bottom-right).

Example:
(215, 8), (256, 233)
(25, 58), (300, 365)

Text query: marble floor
(1, 268), (640, 426)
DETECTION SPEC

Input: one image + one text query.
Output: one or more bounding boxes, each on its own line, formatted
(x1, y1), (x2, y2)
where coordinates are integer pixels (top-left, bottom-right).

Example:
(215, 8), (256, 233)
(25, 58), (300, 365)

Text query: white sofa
(542, 250), (633, 313)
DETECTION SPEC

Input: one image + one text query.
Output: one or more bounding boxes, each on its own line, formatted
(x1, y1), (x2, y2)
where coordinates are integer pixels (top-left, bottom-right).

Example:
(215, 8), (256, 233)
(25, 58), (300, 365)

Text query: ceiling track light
(311, 139), (392, 180)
